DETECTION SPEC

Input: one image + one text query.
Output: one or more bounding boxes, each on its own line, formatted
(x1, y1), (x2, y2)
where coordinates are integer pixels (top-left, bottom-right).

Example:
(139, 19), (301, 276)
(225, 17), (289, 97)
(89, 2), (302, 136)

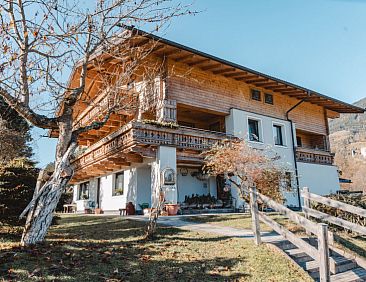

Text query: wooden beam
(124, 153), (143, 163)
(266, 86), (290, 91)
(254, 81), (279, 87)
(151, 44), (165, 52)
(224, 72), (248, 78)
(245, 78), (268, 84)
(279, 88), (302, 93)
(234, 75), (258, 81)
(187, 58), (211, 66)
(174, 53), (195, 62)
(201, 63), (222, 71)
(212, 68), (236, 75)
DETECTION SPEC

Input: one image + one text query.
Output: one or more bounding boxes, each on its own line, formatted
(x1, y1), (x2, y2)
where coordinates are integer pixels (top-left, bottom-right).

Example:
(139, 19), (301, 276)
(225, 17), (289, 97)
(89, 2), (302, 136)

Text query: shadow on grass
(335, 234), (366, 258)
(183, 214), (252, 224)
(1, 216), (251, 281)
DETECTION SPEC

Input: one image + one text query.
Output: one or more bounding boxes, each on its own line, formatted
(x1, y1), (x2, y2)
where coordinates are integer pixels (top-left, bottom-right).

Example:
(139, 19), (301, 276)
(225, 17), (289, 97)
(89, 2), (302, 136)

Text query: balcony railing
(296, 147), (334, 165)
(73, 121), (234, 169)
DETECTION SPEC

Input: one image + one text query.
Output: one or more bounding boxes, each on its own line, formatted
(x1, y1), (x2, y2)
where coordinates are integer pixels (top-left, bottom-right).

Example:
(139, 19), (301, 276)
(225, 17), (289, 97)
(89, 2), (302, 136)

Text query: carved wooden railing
(73, 121), (234, 169)
(296, 148), (334, 165)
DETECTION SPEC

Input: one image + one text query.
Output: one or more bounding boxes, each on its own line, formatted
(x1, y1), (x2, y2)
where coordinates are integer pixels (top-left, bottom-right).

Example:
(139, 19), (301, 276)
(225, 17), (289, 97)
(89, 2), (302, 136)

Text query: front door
(216, 175), (230, 203)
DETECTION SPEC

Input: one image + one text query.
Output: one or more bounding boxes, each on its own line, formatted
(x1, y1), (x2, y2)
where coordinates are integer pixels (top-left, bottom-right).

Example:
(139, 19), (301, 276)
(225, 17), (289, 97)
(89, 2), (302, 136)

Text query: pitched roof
(128, 28), (364, 114)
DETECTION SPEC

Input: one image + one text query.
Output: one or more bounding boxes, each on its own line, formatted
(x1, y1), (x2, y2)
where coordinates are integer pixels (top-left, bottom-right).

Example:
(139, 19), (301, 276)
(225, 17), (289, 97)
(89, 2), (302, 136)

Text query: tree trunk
(20, 118), (76, 246)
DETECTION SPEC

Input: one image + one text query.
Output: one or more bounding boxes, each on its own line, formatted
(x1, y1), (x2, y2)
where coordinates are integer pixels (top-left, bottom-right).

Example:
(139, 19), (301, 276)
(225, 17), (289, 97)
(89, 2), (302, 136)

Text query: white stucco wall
(225, 108), (299, 207)
(297, 162), (340, 196)
(73, 168), (138, 212)
(136, 166), (152, 210)
(73, 179), (98, 212)
(176, 169), (216, 202)
(152, 146), (177, 204)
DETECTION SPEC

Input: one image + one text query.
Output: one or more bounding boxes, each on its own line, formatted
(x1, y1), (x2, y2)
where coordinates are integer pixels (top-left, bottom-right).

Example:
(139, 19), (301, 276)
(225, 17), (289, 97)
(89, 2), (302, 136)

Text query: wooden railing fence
(248, 187), (331, 281)
(301, 187), (366, 236)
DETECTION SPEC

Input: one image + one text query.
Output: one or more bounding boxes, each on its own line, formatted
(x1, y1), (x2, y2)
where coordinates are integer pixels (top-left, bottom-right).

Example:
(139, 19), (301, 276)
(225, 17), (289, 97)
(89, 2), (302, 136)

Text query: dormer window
(265, 93), (274, 104)
(251, 89), (261, 101)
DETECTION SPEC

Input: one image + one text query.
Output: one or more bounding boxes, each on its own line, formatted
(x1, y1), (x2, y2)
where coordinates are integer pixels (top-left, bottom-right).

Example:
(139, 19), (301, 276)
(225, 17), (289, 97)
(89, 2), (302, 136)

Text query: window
(265, 93), (273, 104)
(273, 124), (284, 146)
(251, 89), (261, 101)
(78, 182), (90, 200)
(209, 121), (221, 132)
(296, 136), (302, 147)
(284, 172), (292, 190)
(113, 172), (124, 196)
(248, 119), (261, 142)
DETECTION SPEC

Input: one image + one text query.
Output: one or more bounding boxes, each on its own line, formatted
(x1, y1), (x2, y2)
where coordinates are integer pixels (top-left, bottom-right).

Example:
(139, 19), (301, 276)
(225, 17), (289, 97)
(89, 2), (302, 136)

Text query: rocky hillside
(329, 98), (366, 192)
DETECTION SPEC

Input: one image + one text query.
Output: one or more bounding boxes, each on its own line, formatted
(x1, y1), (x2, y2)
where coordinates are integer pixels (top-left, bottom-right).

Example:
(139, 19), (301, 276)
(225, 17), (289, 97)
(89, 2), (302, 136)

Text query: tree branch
(0, 87), (58, 129)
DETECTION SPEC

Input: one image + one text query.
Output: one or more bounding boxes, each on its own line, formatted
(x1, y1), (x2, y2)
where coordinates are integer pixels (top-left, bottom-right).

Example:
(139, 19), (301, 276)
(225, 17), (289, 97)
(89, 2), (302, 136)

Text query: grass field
(0, 215), (312, 281)
(183, 213), (366, 259)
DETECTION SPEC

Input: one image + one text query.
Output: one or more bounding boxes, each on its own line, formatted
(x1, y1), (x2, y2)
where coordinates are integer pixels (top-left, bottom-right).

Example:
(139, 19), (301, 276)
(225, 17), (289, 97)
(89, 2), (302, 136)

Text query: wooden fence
(301, 187), (366, 236)
(249, 186), (366, 282)
(248, 187), (331, 281)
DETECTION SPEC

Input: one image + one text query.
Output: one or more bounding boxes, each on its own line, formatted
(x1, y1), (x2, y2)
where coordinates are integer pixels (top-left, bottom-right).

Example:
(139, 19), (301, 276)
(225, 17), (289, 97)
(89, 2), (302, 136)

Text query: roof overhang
(127, 28), (364, 114)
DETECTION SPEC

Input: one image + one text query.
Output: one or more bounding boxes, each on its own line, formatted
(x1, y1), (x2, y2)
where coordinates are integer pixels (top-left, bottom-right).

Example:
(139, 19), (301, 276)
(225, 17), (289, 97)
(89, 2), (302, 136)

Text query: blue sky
(31, 0), (366, 167)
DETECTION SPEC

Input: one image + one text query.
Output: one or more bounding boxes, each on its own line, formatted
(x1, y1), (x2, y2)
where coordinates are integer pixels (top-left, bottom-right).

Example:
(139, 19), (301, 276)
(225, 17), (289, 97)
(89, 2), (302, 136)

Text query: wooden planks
(302, 207), (366, 235)
(255, 190), (319, 235)
(301, 190), (366, 219)
(258, 212), (319, 260)
(167, 61), (328, 135)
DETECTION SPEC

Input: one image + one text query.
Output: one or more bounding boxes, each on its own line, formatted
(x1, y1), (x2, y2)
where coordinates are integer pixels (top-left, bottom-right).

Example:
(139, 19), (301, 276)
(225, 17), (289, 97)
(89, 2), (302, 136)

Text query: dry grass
(183, 213), (366, 260)
(0, 214), (312, 281)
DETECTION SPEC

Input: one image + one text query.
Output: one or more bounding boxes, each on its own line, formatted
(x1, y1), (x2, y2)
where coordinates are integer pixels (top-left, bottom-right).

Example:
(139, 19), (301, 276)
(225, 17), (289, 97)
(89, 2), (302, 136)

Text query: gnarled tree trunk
(20, 120), (76, 246)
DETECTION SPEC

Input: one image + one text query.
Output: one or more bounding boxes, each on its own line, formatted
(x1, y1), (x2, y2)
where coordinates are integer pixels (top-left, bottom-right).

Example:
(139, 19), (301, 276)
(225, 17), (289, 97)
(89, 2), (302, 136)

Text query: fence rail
(302, 187), (366, 236)
(248, 187), (331, 281)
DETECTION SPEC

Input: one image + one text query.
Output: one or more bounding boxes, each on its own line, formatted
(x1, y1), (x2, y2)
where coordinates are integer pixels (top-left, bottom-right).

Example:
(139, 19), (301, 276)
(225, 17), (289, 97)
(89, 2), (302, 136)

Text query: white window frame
(272, 121), (287, 147)
(112, 171), (125, 197)
(78, 181), (90, 200)
(247, 116), (264, 143)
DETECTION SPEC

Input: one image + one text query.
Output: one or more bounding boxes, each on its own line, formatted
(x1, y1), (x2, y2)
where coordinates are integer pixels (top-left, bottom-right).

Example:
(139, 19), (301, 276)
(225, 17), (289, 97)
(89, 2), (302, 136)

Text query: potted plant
(114, 188), (123, 196)
(165, 202), (180, 215)
(95, 207), (104, 214)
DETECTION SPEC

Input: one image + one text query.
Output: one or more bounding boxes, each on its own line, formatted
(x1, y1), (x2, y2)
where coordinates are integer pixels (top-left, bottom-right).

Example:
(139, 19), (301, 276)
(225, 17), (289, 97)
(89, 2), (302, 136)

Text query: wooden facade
(57, 29), (363, 184)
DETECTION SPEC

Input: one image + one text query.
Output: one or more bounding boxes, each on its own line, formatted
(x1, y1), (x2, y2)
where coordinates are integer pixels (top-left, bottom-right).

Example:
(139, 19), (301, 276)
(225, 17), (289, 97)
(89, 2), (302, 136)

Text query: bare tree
(0, 0), (192, 246)
(203, 140), (292, 204)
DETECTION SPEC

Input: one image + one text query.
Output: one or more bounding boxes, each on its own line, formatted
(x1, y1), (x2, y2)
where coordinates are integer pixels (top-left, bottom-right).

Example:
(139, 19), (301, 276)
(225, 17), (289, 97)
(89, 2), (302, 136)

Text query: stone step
(300, 257), (359, 280)
(330, 267), (366, 282)
(273, 240), (297, 251)
(330, 256), (358, 274)
(286, 249), (314, 263)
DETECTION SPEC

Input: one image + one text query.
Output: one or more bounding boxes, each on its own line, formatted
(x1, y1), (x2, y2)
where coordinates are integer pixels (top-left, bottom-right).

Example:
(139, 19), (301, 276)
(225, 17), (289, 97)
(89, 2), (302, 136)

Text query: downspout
(285, 91), (311, 210)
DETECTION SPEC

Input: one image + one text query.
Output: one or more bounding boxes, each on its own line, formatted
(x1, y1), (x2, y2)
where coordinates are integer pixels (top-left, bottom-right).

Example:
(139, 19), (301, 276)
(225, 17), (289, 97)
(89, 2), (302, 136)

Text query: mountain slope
(329, 98), (366, 192)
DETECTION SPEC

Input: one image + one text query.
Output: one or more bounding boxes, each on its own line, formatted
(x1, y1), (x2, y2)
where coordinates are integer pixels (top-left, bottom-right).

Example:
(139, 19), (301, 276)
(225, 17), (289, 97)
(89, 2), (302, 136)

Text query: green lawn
(183, 213), (366, 259)
(0, 215), (312, 281)
(183, 213), (304, 233)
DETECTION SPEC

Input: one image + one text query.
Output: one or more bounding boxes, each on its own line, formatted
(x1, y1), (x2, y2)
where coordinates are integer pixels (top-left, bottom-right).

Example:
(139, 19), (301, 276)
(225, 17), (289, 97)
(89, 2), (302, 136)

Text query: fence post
(302, 187), (311, 235)
(302, 187), (310, 218)
(318, 223), (330, 282)
(249, 186), (261, 245)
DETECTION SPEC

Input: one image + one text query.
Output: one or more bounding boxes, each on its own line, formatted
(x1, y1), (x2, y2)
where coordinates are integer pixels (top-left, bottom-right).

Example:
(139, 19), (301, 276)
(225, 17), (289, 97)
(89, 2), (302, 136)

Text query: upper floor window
(265, 93), (274, 105)
(248, 118), (261, 142)
(113, 172), (124, 196)
(296, 136), (302, 147)
(251, 89), (261, 101)
(78, 181), (90, 200)
(273, 124), (285, 146)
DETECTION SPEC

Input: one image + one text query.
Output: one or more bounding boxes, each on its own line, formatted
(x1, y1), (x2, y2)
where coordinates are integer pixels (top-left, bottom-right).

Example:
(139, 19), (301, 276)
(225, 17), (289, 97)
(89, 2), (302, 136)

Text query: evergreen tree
(0, 97), (37, 220)
(0, 96), (33, 163)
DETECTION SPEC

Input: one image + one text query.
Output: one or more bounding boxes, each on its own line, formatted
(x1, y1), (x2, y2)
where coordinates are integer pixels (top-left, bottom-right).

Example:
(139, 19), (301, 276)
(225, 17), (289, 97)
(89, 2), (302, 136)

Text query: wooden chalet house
(57, 29), (364, 213)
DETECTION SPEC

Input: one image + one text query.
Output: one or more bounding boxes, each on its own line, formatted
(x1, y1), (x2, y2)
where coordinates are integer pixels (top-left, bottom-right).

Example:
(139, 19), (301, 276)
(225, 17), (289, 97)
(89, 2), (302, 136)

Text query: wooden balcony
(296, 147), (334, 165)
(73, 121), (235, 171)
